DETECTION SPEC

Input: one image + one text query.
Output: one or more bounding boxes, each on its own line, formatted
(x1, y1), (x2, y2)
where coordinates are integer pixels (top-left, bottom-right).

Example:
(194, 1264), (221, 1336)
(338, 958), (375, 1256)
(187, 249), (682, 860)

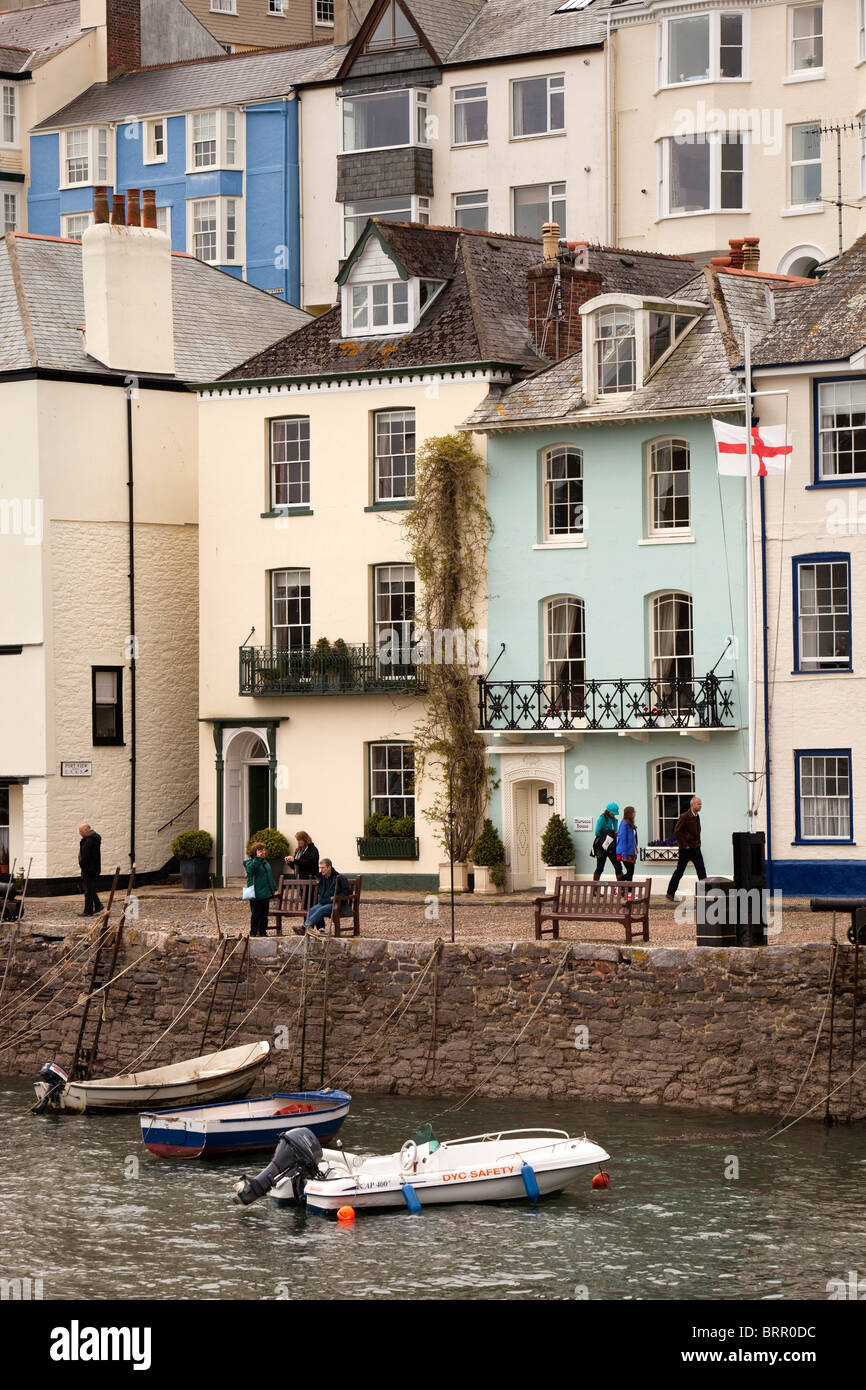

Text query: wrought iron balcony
(477, 674), (736, 732)
(239, 645), (426, 697)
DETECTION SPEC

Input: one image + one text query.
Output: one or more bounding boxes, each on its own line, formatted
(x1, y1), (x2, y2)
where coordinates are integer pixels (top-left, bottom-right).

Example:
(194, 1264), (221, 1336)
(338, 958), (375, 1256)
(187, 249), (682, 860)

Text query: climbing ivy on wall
(404, 431), (492, 862)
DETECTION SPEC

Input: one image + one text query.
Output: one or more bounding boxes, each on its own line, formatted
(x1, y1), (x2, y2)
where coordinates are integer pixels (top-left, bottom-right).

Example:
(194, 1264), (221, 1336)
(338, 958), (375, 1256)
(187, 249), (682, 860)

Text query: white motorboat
(234, 1125), (610, 1214)
(33, 1041), (270, 1113)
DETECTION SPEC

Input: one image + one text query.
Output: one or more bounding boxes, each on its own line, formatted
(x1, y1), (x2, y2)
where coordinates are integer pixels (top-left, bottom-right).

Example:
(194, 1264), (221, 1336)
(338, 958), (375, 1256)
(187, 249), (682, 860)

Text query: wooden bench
(533, 877), (651, 944)
(332, 875), (362, 938)
(270, 877), (318, 935)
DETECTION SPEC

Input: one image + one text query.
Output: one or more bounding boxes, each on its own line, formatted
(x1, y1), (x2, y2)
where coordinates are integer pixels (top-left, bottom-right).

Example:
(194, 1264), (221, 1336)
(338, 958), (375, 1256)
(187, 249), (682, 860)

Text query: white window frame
(186, 196), (244, 265)
(61, 210), (94, 240)
(144, 117), (167, 164)
(343, 278), (412, 336)
(660, 11), (748, 89)
(210, 0), (237, 12)
(859, 0), (866, 63)
(185, 109), (243, 173)
(648, 437), (691, 536)
(797, 752), (852, 841)
(653, 759), (696, 841)
(155, 205), (171, 237)
(2, 189), (18, 234)
(543, 446), (584, 542)
(340, 88), (428, 154)
(580, 292), (703, 404)
(369, 742), (415, 819)
(1, 83), (19, 148)
(453, 189), (488, 231)
(268, 0), (286, 12)
(512, 180), (567, 237)
(860, 113), (866, 197)
(788, 122), (822, 208)
(511, 72), (565, 140)
(452, 83), (488, 147)
(788, 3), (823, 76)
(342, 193), (429, 256)
(60, 126), (113, 190)
(271, 567), (311, 653)
(817, 380), (866, 480)
(545, 595), (586, 713)
(659, 132), (747, 218)
(269, 417), (311, 510)
(374, 408), (416, 502)
(315, 0), (335, 25)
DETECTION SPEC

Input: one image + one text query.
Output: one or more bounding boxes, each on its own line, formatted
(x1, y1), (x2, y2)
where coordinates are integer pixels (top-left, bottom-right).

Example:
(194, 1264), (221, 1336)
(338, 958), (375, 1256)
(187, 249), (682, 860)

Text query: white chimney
(82, 189), (175, 376)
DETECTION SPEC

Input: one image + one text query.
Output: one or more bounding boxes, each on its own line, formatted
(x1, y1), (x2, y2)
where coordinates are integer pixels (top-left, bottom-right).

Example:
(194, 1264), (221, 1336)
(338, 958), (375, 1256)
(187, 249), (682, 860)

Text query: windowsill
(638, 535), (695, 545)
(365, 500), (414, 512)
(451, 141), (488, 150)
(186, 166), (242, 176)
(657, 209), (750, 221)
(339, 143), (425, 157)
(781, 70), (825, 84)
(261, 507), (314, 517)
(656, 77), (750, 92)
(93, 741), (126, 748)
(806, 479), (866, 489)
(142, 157), (168, 166)
(781, 205), (824, 218)
(509, 131), (566, 143)
(791, 840), (856, 847)
(532, 540), (587, 550)
(791, 667), (853, 675)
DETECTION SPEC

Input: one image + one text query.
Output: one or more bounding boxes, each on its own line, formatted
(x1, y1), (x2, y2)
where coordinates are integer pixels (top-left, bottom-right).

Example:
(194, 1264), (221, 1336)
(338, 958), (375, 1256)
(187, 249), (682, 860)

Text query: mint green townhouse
(466, 236), (803, 894)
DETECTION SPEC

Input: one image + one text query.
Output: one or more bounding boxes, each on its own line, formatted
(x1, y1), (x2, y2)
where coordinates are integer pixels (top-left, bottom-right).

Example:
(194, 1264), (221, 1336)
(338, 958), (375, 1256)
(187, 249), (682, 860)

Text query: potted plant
(172, 829), (213, 891)
(540, 813), (575, 893)
(357, 813), (419, 860)
(246, 827), (291, 885)
(311, 637), (332, 690)
(470, 818), (506, 895)
(330, 637), (351, 690)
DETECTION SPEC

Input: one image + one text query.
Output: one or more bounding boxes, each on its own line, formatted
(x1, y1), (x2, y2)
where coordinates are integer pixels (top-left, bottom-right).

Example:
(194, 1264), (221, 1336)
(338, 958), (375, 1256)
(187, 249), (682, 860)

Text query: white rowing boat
(263, 1127), (610, 1213)
(34, 1041), (270, 1113)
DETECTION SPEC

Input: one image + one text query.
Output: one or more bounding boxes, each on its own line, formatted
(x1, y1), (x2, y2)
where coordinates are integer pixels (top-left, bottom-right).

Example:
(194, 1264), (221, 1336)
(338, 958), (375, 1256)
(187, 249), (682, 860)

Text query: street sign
(573, 817), (593, 832)
(61, 761), (92, 777)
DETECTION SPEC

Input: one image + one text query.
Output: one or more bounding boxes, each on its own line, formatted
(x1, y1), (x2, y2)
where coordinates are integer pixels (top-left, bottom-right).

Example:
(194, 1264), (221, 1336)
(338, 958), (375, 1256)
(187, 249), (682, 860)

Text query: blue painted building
(466, 250), (780, 893)
(27, 41), (343, 303)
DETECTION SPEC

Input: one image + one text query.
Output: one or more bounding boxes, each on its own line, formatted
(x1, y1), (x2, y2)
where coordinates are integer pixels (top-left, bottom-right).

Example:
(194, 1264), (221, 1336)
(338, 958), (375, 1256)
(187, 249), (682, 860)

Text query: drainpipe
(126, 388), (136, 879)
(760, 475), (773, 892)
(606, 12), (613, 245)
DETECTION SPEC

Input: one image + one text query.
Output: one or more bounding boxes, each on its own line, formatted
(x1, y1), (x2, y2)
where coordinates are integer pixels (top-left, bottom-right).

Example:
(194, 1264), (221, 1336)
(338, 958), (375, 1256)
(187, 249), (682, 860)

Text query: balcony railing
(239, 645), (426, 697)
(477, 674), (735, 732)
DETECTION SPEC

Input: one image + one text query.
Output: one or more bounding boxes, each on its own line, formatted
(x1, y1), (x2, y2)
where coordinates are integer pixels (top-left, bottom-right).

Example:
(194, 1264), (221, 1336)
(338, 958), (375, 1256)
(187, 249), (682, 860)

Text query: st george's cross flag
(712, 418), (792, 476)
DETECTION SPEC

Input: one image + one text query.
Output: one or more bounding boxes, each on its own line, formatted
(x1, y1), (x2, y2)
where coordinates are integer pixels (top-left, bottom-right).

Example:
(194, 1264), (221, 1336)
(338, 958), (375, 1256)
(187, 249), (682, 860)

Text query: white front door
(511, 780), (554, 890)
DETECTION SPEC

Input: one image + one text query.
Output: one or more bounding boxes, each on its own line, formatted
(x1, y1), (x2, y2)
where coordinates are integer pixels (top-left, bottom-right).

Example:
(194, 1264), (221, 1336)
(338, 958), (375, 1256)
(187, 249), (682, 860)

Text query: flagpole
(744, 325), (757, 823)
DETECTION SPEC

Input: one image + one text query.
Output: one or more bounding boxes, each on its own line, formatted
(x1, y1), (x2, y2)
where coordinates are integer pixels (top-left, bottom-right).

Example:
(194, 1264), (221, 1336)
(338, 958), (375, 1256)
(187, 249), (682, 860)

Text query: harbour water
(1, 1079), (863, 1301)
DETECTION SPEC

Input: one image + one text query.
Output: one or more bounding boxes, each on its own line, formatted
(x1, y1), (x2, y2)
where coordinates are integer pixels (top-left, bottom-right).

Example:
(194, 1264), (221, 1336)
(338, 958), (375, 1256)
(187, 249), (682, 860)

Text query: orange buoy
(337, 1205), (356, 1223)
(591, 1171), (611, 1190)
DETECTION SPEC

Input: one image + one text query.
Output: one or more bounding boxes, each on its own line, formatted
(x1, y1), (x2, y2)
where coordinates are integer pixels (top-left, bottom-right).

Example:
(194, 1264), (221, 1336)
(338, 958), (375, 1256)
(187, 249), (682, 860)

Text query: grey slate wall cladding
(337, 146), (434, 202)
(340, 48), (441, 92)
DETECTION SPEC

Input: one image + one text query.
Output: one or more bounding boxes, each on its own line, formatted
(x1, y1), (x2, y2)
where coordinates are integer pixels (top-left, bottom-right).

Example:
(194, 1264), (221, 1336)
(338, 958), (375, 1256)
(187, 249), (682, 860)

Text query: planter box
(472, 864), (502, 895)
(544, 864), (575, 894)
(439, 861), (469, 892)
(179, 857), (211, 891)
(357, 836), (419, 861)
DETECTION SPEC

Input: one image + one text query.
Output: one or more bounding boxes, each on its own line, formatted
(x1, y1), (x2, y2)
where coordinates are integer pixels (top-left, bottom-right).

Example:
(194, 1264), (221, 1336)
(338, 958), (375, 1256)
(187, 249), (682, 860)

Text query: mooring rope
(222, 934), (309, 1047)
(327, 939), (443, 1092)
(121, 937), (238, 1071)
(0, 916), (106, 1028)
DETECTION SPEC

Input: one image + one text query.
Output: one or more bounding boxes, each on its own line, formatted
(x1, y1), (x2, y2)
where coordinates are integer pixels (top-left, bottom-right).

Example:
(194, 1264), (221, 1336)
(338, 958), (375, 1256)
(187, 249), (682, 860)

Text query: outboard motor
(234, 1127), (323, 1207)
(33, 1061), (68, 1114)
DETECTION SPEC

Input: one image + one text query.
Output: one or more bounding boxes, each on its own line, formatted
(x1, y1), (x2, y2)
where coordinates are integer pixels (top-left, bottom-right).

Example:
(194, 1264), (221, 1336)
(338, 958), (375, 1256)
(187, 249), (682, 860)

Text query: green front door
(248, 765), (270, 840)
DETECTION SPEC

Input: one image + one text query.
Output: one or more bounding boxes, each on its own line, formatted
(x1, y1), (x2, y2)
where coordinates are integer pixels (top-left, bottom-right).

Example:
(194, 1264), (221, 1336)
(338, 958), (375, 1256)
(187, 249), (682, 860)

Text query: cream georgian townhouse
(605, 0), (866, 275)
(0, 195), (304, 891)
(0, 0), (222, 235)
(195, 217), (696, 888)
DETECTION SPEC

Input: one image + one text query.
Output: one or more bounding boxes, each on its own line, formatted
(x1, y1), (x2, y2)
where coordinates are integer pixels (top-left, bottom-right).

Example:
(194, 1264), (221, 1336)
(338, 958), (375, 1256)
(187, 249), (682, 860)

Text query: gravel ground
(14, 886), (848, 948)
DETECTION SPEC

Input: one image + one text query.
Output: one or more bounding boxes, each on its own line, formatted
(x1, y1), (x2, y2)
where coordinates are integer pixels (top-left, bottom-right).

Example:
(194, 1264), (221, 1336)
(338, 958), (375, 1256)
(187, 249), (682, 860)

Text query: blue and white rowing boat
(139, 1089), (351, 1158)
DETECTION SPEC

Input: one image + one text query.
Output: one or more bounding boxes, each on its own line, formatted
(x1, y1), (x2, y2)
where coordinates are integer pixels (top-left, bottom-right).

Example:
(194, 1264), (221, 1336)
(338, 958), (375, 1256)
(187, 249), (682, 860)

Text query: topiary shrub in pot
(246, 827), (291, 887)
(540, 813), (575, 894)
(470, 817), (506, 895)
(172, 829), (213, 891)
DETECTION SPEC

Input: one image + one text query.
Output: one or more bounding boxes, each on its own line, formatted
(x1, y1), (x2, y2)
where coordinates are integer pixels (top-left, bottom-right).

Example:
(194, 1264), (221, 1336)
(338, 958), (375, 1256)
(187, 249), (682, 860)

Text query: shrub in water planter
(540, 813), (575, 867)
(470, 818), (505, 868)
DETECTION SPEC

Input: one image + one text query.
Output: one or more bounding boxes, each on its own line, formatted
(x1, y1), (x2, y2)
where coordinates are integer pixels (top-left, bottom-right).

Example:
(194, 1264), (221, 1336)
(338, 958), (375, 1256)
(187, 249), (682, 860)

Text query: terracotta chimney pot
(728, 238), (744, 269)
(127, 189), (141, 227)
(93, 186), (111, 226)
(110, 192), (126, 226)
(743, 237), (760, 270)
(141, 190), (158, 231)
(541, 221), (560, 264)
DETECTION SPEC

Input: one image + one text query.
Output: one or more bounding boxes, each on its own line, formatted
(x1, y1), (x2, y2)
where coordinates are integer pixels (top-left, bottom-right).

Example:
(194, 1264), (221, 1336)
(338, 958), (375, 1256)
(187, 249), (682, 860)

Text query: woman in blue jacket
(616, 806), (638, 882)
(593, 802), (624, 881)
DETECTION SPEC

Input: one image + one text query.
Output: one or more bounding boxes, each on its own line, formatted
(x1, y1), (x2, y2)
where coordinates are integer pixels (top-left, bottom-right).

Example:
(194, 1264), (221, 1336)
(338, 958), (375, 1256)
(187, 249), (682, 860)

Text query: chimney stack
(79, 0), (142, 80)
(527, 229), (603, 363)
(82, 187), (174, 375)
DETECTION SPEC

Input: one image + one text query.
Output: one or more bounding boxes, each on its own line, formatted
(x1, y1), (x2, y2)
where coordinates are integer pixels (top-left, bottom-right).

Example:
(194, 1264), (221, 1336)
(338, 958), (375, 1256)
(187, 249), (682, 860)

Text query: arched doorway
(777, 244), (825, 278)
(511, 779), (555, 890)
(224, 729), (271, 878)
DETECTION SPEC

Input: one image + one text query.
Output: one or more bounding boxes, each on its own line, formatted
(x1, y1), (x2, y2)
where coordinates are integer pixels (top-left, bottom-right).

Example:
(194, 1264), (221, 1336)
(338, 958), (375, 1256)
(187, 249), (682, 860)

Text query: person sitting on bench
(303, 858), (351, 933)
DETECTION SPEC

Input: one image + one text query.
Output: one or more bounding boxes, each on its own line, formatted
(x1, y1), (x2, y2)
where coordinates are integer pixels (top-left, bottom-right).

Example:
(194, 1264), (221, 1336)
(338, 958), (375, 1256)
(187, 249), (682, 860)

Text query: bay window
(664, 12), (744, 85)
(661, 132), (745, 215)
(188, 197), (243, 264)
(1, 84), (18, 147)
(3, 191), (18, 234)
(61, 127), (111, 188)
(61, 211), (93, 240)
(186, 109), (241, 171)
(341, 89), (427, 152)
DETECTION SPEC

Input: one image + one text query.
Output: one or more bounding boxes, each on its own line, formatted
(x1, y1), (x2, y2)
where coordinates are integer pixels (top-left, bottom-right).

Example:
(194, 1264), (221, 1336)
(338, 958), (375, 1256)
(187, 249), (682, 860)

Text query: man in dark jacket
(665, 797), (706, 902)
(303, 858), (350, 932)
(78, 823), (103, 917)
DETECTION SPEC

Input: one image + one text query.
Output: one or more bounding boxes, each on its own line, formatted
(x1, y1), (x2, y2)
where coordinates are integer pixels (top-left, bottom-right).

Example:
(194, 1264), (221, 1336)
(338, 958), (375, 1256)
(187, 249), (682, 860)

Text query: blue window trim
(812, 374), (866, 488)
(793, 747), (854, 846)
(791, 551), (852, 674)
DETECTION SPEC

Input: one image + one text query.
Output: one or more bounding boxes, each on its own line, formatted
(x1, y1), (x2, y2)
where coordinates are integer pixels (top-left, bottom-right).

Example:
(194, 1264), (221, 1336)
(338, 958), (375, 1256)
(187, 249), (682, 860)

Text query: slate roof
(0, 232), (308, 381)
(408, 0), (486, 63)
(464, 267), (783, 429)
(446, 0), (606, 63)
(222, 221), (697, 385)
(34, 39), (347, 128)
(0, 1), (83, 71)
(747, 232), (866, 368)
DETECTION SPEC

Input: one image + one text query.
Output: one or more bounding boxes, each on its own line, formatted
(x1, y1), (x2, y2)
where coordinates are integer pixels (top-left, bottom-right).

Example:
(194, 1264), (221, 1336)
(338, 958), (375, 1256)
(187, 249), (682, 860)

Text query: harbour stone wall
(0, 929), (863, 1121)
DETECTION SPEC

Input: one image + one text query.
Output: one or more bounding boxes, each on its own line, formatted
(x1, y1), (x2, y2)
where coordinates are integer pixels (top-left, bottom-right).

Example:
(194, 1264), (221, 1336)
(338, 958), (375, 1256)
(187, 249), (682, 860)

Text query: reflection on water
(0, 1080), (863, 1301)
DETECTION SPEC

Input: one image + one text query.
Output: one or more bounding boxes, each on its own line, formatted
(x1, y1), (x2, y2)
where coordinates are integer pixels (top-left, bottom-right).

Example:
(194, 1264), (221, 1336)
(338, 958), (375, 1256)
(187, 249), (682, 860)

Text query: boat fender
(401, 1183), (423, 1214)
(591, 1171), (611, 1190)
(521, 1161), (540, 1204)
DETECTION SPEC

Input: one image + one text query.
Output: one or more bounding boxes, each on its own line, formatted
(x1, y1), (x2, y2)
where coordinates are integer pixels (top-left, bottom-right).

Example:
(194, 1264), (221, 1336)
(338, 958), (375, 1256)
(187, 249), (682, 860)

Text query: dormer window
(366, 1), (416, 51)
(351, 280), (409, 333)
(582, 294), (703, 403)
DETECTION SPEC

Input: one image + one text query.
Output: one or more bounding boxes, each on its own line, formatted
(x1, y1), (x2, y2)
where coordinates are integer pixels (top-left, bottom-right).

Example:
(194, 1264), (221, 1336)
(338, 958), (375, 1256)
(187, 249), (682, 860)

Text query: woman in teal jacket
(593, 802), (624, 881)
(244, 841), (277, 937)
